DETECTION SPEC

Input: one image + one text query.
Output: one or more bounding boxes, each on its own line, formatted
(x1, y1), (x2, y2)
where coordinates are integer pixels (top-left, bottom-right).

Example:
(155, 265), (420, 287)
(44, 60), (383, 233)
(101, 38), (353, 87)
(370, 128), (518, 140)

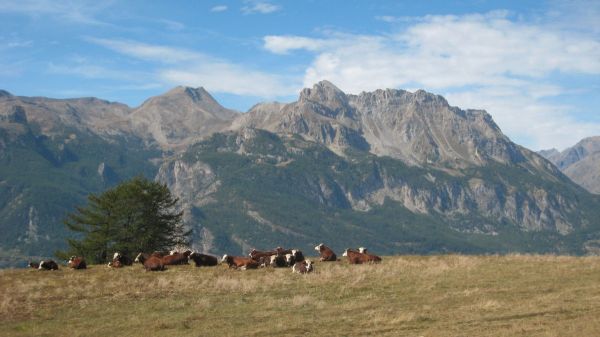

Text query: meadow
(1, 255), (599, 337)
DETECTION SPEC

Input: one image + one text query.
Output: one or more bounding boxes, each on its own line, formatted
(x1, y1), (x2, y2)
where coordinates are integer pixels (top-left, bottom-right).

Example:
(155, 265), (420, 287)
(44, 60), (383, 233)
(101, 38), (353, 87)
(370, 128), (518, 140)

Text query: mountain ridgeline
(1, 82), (599, 266)
(539, 137), (600, 194)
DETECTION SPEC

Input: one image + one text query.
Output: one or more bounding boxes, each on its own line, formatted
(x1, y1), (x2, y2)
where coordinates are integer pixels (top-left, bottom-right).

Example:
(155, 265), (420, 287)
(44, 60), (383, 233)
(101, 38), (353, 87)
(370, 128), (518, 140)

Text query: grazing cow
(28, 262), (40, 269)
(67, 256), (87, 269)
(162, 251), (190, 266)
(292, 260), (314, 274)
(143, 256), (165, 271)
(270, 254), (287, 268)
(249, 249), (277, 261)
(38, 260), (59, 270)
(221, 255), (259, 270)
(314, 243), (337, 262)
(189, 252), (219, 267)
(342, 248), (382, 264)
(112, 252), (133, 266)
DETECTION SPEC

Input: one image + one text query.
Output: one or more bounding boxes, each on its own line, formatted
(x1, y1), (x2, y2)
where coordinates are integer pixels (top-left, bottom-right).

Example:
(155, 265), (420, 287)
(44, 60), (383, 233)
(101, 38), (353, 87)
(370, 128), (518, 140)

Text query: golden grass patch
(1, 255), (600, 336)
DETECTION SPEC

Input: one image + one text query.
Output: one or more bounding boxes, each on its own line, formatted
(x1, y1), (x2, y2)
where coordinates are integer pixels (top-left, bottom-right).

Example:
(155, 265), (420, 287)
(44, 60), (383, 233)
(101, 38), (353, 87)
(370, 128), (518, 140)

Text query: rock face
(1, 83), (600, 264)
(233, 81), (525, 169)
(539, 137), (600, 194)
(131, 86), (239, 149)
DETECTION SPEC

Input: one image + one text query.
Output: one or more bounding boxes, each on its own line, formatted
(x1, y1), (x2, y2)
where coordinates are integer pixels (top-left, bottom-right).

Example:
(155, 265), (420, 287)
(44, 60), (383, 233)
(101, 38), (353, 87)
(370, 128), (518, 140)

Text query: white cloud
(263, 11), (600, 150)
(242, 1), (280, 14)
(87, 37), (200, 63)
(0, 0), (112, 25)
(88, 37), (297, 97)
(211, 5), (228, 12)
(263, 36), (327, 54)
(158, 19), (184, 31)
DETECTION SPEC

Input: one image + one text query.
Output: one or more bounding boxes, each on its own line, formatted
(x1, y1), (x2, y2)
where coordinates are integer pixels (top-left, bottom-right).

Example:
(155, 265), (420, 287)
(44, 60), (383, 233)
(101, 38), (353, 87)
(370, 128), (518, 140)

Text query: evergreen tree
(57, 176), (189, 263)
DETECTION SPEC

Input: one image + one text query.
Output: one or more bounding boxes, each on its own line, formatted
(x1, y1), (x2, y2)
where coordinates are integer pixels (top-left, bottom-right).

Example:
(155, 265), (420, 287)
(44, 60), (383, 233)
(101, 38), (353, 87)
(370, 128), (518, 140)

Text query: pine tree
(57, 176), (189, 263)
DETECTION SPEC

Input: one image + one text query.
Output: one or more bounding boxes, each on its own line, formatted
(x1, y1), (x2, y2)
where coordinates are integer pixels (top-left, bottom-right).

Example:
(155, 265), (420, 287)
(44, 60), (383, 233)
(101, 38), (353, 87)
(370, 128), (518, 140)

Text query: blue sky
(0, 0), (599, 150)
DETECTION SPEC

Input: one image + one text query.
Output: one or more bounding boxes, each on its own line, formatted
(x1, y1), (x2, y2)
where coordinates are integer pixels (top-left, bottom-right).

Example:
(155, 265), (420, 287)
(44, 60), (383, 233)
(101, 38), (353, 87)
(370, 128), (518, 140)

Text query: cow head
(285, 254), (293, 264)
(248, 249), (257, 257)
(342, 249), (349, 257)
(358, 247), (367, 254)
(134, 253), (143, 263)
(169, 250), (177, 255)
(221, 254), (229, 263)
(314, 244), (323, 251)
(291, 249), (297, 255)
(113, 252), (121, 260)
(38, 261), (45, 270)
(306, 260), (313, 271)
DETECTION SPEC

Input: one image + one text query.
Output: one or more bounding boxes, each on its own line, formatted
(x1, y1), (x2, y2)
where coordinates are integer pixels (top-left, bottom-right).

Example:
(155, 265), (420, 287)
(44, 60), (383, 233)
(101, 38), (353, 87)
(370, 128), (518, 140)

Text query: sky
(0, 0), (599, 151)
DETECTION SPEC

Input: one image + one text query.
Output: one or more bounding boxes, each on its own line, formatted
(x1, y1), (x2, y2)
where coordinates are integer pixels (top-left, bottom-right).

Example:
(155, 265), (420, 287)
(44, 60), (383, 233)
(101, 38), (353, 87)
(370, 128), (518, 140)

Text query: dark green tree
(57, 176), (189, 263)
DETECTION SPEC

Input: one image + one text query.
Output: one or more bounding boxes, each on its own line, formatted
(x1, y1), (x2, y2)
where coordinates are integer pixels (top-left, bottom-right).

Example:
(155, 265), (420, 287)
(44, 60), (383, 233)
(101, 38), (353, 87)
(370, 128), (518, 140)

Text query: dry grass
(1, 255), (600, 336)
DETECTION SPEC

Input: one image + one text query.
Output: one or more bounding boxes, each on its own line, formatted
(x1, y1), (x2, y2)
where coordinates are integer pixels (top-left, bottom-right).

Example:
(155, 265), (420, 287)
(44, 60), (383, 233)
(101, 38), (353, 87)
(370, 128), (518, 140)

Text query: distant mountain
(130, 86), (239, 150)
(539, 137), (600, 194)
(1, 84), (600, 267)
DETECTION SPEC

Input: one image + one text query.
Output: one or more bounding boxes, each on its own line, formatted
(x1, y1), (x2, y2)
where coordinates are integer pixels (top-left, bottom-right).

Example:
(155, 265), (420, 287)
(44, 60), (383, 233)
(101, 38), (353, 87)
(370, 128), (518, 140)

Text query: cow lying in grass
(342, 248), (382, 264)
(68, 256), (87, 269)
(109, 252), (133, 268)
(292, 260), (314, 274)
(189, 252), (219, 267)
(162, 251), (191, 266)
(315, 243), (337, 261)
(222, 255), (259, 270)
(38, 260), (59, 270)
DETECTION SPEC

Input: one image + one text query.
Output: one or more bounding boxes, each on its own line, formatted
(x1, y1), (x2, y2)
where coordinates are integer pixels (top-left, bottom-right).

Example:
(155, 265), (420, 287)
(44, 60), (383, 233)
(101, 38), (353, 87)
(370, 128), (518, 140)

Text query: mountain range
(539, 137), (600, 194)
(1, 82), (599, 266)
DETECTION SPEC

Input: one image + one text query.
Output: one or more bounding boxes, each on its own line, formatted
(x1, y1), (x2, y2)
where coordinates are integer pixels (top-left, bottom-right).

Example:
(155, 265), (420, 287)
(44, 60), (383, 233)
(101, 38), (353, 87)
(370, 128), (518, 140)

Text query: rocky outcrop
(232, 81), (526, 169)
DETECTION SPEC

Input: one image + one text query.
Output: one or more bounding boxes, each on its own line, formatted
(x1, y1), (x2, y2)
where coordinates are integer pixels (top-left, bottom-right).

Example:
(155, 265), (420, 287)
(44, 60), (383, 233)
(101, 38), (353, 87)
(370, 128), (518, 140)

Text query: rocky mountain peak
(130, 86), (239, 149)
(298, 81), (351, 118)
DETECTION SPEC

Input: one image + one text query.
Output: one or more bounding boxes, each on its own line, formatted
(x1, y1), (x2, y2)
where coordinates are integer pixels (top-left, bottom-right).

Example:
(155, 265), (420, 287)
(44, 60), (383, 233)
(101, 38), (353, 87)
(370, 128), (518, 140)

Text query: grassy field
(1, 255), (599, 337)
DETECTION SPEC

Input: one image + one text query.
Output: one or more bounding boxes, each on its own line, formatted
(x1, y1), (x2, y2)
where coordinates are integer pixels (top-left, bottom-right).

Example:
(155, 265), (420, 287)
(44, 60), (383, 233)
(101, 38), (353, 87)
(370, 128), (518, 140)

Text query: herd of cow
(28, 243), (382, 275)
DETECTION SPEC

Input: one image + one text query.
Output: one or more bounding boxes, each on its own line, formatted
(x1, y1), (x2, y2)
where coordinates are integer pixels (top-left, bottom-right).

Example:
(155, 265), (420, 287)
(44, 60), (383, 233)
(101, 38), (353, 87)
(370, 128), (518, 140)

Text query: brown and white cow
(221, 255), (259, 270)
(67, 256), (87, 269)
(292, 260), (314, 274)
(38, 259), (59, 270)
(189, 252), (219, 267)
(162, 251), (190, 266)
(248, 249), (277, 261)
(342, 248), (382, 264)
(291, 249), (305, 262)
(274, 247), (293, 255)
(112, 252), (133, 266)
(270, 254), (287, 268)
(314, 243), (337, 261)
(143, 256), (165, 271)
